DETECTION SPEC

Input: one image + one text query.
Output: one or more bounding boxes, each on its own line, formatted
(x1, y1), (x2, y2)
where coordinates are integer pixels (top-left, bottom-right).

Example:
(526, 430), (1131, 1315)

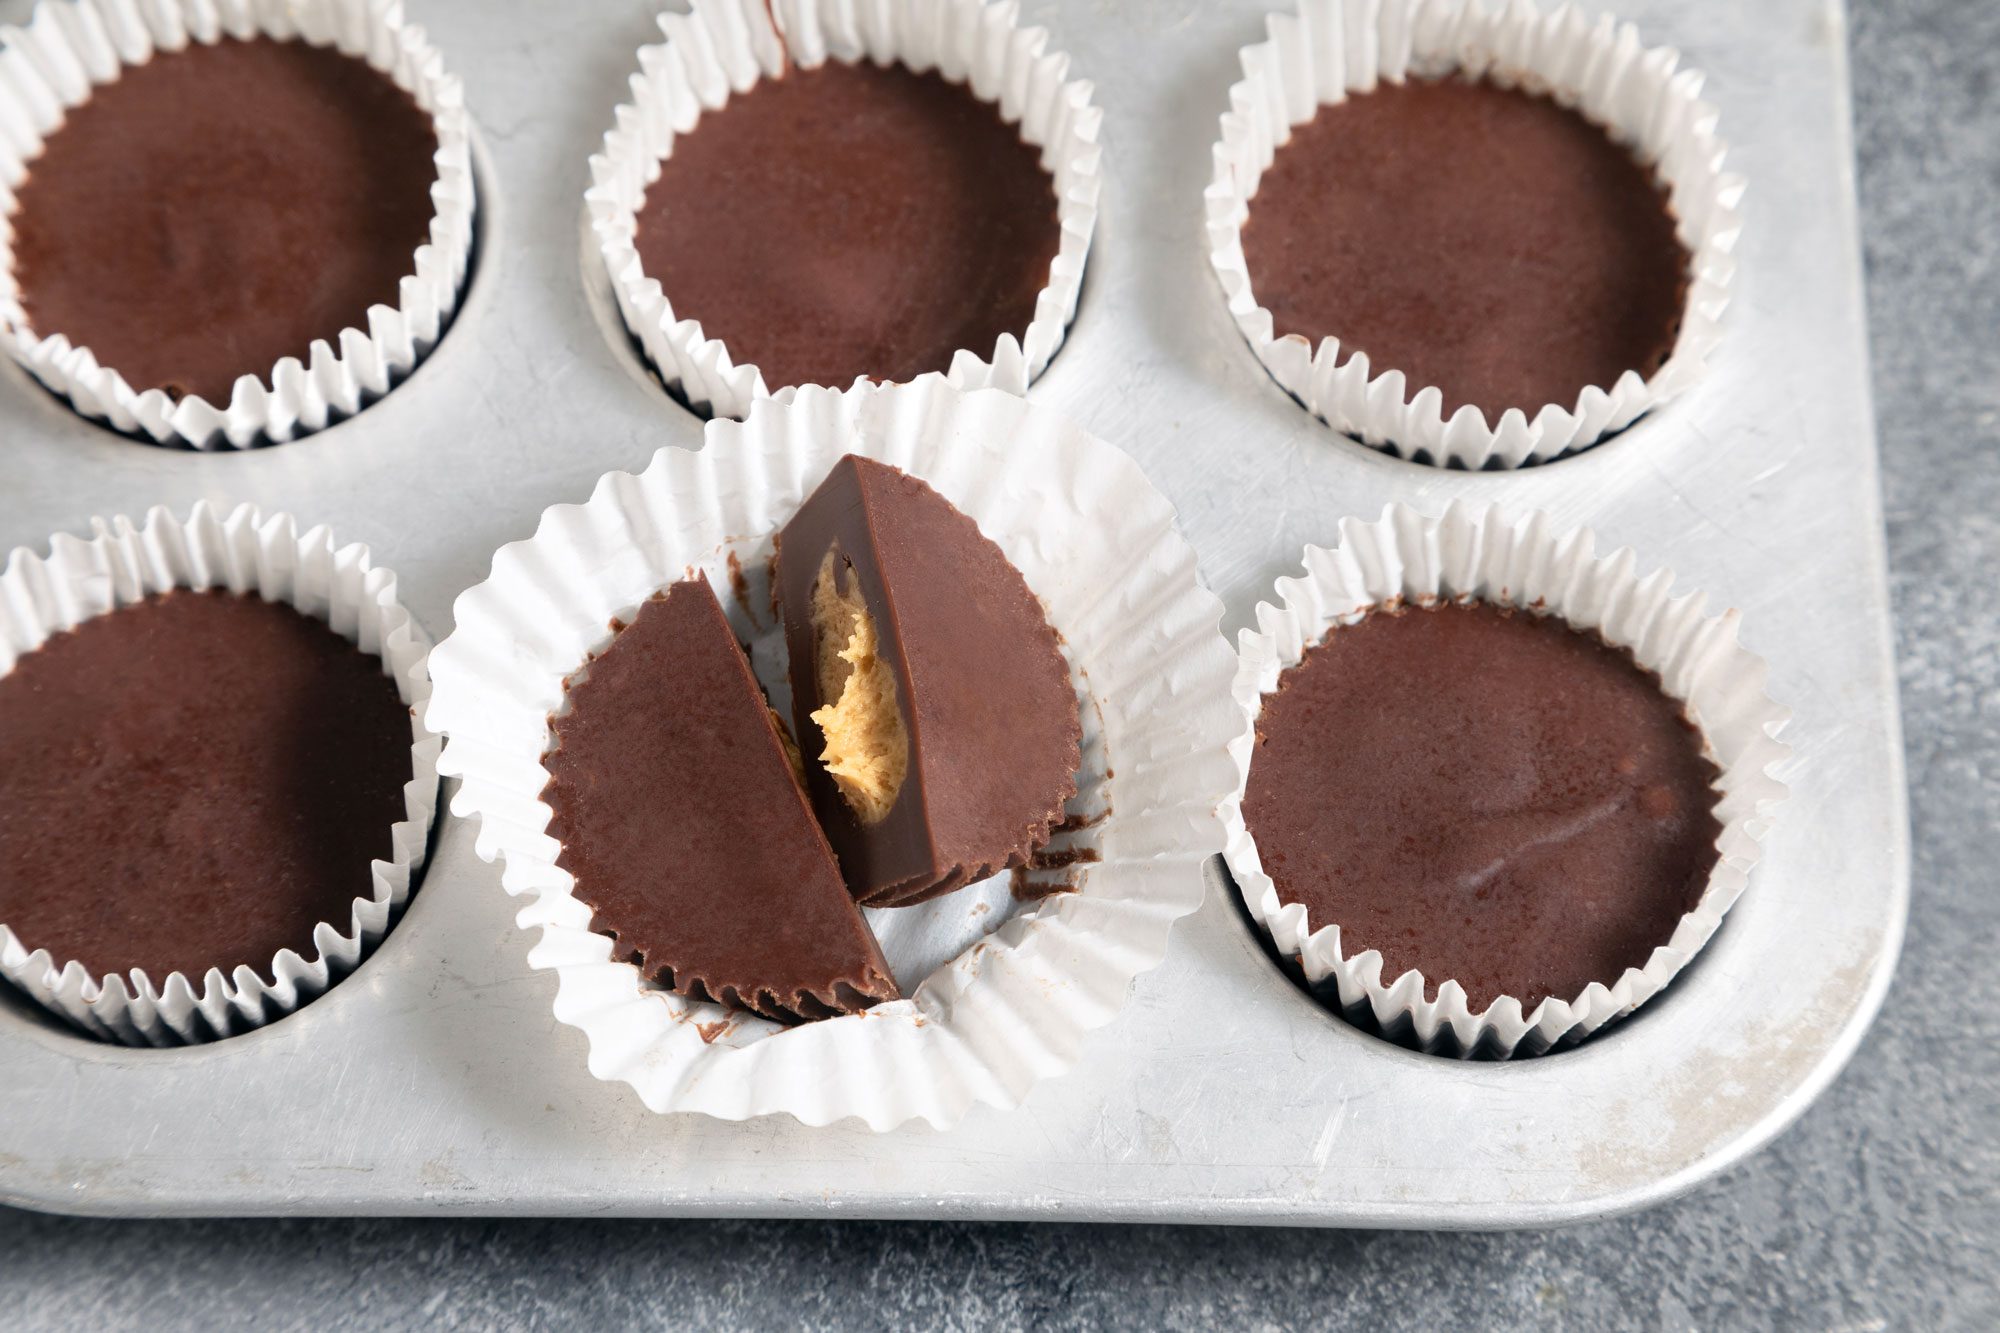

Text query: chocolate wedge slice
(777, 455), (1081, 908)
(542, 574), (898, 1022)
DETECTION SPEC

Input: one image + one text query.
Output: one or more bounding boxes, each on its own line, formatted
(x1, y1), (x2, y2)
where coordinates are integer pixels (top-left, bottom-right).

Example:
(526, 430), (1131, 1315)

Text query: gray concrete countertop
(1, 0), (1993, 1327)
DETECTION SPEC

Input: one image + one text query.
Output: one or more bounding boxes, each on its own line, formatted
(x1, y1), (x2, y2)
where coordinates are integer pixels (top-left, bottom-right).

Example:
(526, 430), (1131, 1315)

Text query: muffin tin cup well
(1221, 503), (1791, 1058)
(0, 0), (475, 450)
(586, 0), (1101, 421)
(0, 503), (441, 1045)
(1204, 0), (1744, 469)
(426, 375), (1238, 1131)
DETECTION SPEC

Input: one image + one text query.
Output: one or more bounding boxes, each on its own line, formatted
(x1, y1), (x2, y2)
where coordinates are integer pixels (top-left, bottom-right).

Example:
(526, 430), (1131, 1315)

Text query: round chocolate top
(1241, 77), (1689, 420)
(634, 60), (1059, 393)
(1241, 602), (1722, 1011)
(8, 37), (439, 406)
(0, 590), (413, 982)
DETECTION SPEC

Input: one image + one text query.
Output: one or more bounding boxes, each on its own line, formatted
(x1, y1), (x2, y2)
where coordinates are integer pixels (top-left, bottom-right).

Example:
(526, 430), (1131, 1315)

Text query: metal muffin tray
(0, 0), (1905, 1226)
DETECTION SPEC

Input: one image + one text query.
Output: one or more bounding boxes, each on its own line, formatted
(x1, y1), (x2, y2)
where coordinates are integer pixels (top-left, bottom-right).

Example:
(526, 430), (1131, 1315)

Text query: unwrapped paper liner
(0, 0), (475, 449)
(587, 0), (1101, 420)
(0, 504), (440, 1044)
(1220, 503), (1789, 1057)
(426, 376), (1237, 1130)
(1205, 0), (1742, 468)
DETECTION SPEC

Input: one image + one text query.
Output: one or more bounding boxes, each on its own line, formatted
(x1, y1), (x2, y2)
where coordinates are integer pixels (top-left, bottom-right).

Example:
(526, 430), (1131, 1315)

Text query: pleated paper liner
(426, 376), (1239, 1130)
(0, 504), (441, 1045)
(1220, 503), (1790, 1057)
(0, 0), (475, 449)
(1205, 0), (1742, 468)
(586, 0), (1100, 420)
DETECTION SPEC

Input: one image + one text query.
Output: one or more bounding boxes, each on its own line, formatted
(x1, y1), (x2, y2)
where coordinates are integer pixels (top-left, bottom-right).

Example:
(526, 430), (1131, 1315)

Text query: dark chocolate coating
(542, 575), (898, 1022)
(0, 590), (412, 982)
(9, 37), (438, 405)
(1241, 602), (1722, 1011)
(777, 456), (1080, 907)
(1241, 77), (1689, 419)
(634, 60), (1058, 393)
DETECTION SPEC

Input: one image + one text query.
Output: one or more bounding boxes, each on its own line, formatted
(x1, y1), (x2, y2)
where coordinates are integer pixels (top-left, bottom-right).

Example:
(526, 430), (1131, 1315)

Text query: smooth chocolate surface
(0, 590), (412, 981)
(634, 60), (1059, 393)
(1242, 601), (1722, 1010)
(1242, 77), (1689, 419)
(9, 37), (438, 405)
(777, 456), (1080, 908)
(542, 575), (898, 1021)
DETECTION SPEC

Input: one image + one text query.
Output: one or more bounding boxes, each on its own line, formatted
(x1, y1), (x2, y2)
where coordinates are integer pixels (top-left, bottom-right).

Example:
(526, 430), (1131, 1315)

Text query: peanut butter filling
(808, 551), (909, 823)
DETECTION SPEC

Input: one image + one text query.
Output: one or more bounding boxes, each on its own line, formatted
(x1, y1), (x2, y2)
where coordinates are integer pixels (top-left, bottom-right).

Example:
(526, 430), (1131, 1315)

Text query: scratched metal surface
(0, 0), (1903, 1226)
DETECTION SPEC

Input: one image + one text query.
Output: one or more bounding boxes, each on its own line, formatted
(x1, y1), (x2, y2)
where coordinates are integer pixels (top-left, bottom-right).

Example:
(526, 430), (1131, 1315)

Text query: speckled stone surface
(1, 2), (1994, 1328)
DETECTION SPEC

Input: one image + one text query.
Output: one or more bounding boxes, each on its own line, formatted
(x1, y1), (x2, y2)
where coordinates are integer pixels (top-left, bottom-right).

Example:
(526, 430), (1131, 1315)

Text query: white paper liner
(427, 376), (1237, 1130)
(0, 503), (441, 1045)
(586, 0), (1101, 420)
(1220, 503), (1790, 1057)
(0, 0), (475, 450)
(1205, 0), (1743, 469)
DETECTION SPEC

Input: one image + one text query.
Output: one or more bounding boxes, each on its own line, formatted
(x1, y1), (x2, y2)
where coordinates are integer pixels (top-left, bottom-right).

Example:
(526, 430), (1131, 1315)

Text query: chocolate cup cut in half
(542, 574), (899, 1023)
(7, 35), (440, 407)
(1241, 600), (1723, 1016)
(1241, 76), (1690, 424)
(777, 455), (1081, 908)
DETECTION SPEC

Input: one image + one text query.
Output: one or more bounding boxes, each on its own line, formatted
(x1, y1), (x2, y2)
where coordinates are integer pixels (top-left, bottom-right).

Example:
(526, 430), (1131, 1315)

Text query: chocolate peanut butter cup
(1224, 505), (1789, 1058)
(634, 60), (1058, 396)
(776, 455), (1081, 908)
(588, 0), (1101, 420)
(0, 0), (474, 448)
(0, 592), (413, 980)
(542, 575), (899, 1022)
(428, 378), (1233, 1129)
(1242, 76), (1689, 426)
(1243, 602), (1722, 1015)
(1207, 0), (1739, 468)
(0, 506), (437, 1046)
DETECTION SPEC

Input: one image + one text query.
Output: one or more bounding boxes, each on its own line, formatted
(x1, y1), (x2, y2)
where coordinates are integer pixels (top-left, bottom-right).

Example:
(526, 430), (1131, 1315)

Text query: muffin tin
(0, 0), (1905, 1226)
